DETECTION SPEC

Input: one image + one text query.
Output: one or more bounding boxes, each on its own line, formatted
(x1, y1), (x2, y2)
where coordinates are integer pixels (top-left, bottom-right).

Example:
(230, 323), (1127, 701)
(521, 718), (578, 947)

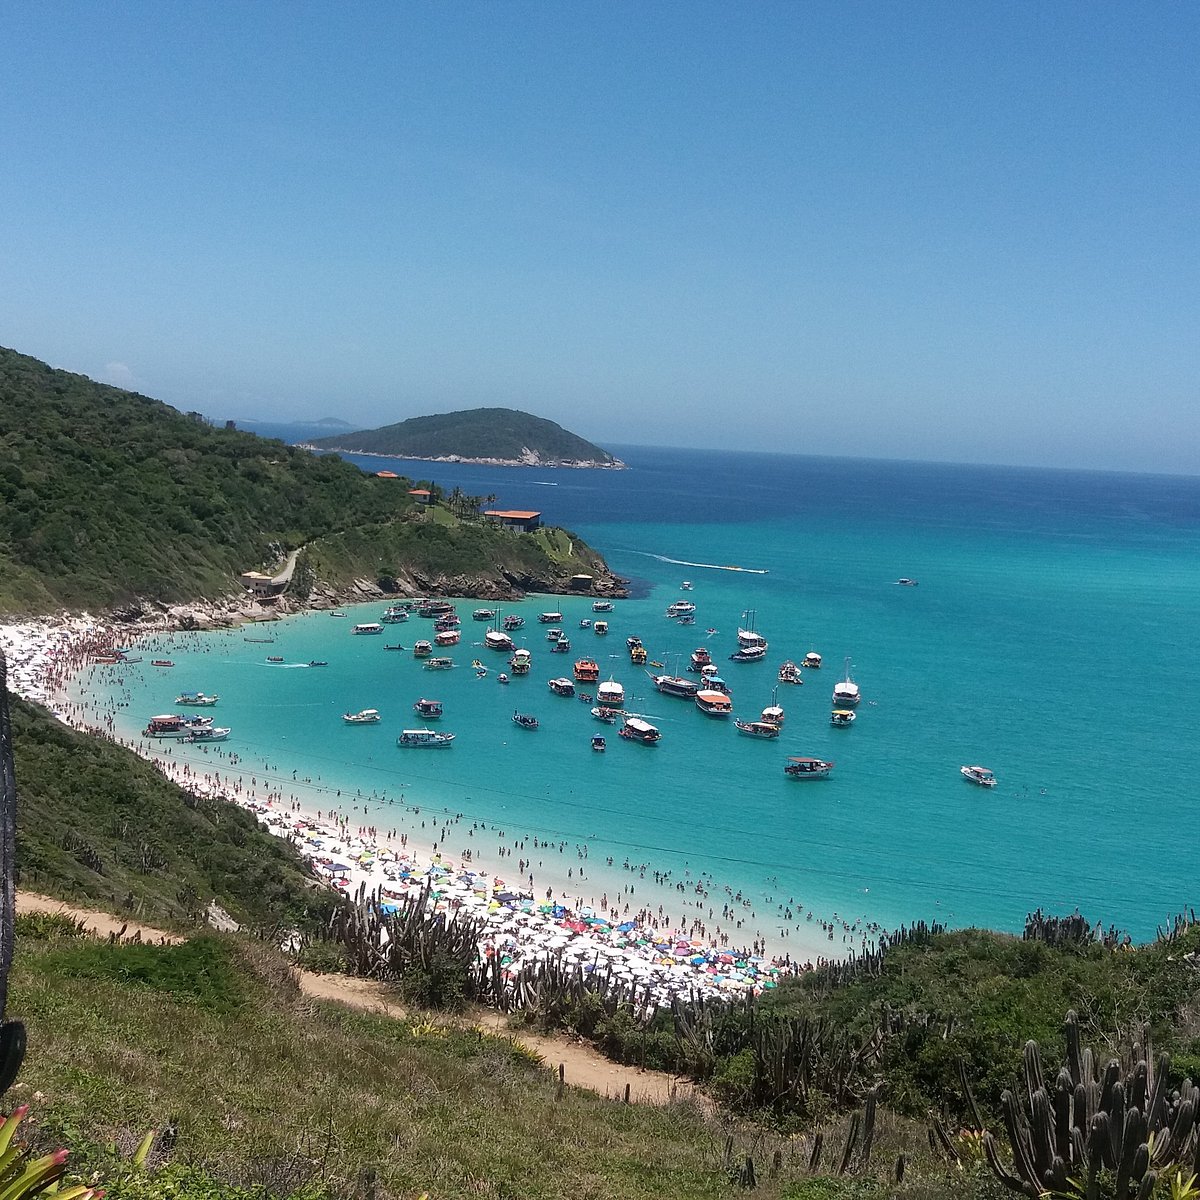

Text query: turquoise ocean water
(84, 447), (1200, 944)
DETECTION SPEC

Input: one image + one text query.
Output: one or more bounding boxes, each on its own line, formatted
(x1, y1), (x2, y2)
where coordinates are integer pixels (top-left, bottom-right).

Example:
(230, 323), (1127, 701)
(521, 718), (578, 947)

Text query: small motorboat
(960, 765), (997, 788)
(502, 614), (525, 630)
(591, 735), (606, 752)
(266, 656), (284, 663)
(497, 672), (510, 684)
(665, 601), (696, 618)
(778, 661), (803, 685)
(343, 709), (382, 724)
(548, 677), (576, 697)
(472, 659), (488, 677)
(591, 706), (619, 723)
(184, 726), (230, 743)
(151, 660), (175, 668)
(803, 652), (822, 670)
(680, 581), (693, 590)
(729, 645), (767, 663)
(551, 637), (571, 653)
(592, 600), (614, 612)
(424, 657), (454, 670)
(308, 660), (329, 667)
(896, 578), (919, 586)
(512, 712), (539, 730)
(413, 699), (443, 719)
(473, 608), (496, 621)
(734, 719), (780, 739)
(175, 692), (219, 707)
(593, 620), (609, 635)
(830, 709), (857, 727)
(385, 644), (407, 651)
(784, 756), (834, 780)
(579, 618), (592, 629)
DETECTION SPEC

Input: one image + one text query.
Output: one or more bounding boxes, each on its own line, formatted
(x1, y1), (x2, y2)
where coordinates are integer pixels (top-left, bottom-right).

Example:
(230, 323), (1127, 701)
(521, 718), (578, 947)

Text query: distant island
(305, 407), (626, 469)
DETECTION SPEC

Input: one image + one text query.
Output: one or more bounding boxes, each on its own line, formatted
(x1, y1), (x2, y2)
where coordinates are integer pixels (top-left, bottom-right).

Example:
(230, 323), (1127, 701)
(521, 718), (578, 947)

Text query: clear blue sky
(2, 3), (1197, 472)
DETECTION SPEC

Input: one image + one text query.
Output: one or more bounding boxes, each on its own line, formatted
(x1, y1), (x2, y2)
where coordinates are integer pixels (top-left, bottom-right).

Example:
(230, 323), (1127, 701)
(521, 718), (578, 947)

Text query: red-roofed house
(376, 470), (400, 479)
(484, 509), (542, 532)
(408, 488), (432, 504)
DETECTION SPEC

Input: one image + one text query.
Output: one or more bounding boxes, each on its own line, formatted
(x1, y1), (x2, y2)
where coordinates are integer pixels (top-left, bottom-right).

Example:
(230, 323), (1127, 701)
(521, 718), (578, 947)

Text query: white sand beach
(1, 614), (885, 1003)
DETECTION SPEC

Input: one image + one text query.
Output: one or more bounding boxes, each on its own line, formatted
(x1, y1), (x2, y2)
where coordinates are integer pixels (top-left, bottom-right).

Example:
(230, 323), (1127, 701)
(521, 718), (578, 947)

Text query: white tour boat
(619, 716), (661, 744)
(397, 729), (455, 748)
(832, 658), (861, 708)
(343, 709), (382, 724)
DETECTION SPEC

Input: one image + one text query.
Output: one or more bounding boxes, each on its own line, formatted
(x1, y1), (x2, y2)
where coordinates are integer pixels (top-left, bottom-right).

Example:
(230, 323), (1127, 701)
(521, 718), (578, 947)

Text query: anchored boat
(397, 729), (455, 748)
(784, 756), (834, 780)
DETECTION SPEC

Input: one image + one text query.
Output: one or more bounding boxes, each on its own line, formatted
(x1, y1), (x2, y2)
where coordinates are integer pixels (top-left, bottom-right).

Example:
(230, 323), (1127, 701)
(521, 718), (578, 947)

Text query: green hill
(308, 407), (624, 467)
(10, 693), (335, 933)
(0, 348), (623, 613)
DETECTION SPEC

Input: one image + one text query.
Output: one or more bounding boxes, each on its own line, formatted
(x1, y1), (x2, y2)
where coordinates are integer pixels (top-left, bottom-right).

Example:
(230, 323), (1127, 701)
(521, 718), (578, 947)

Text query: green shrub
(14, 912), (89, 941)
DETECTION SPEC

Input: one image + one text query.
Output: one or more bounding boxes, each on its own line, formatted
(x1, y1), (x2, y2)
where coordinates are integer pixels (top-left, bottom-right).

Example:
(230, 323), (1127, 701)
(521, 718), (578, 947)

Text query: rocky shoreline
(101, 561), (628, 635)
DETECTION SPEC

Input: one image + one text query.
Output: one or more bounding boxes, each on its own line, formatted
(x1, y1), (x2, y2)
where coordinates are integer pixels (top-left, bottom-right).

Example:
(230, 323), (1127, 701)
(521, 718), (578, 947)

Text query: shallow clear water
(85, 447), (1200, 942)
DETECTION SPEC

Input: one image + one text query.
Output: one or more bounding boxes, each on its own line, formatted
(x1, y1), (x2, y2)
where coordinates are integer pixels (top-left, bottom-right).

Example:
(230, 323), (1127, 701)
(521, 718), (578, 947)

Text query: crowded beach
(0, 613), (892, 1004)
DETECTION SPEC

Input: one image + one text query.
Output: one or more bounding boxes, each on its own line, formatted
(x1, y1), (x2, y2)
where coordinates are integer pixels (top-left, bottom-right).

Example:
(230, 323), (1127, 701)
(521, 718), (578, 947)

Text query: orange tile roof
(485, 510), (541, 520)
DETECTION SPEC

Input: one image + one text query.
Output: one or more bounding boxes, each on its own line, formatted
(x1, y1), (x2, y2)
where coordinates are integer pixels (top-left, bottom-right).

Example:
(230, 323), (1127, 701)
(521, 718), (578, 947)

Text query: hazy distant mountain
(307, 407), (625, 468)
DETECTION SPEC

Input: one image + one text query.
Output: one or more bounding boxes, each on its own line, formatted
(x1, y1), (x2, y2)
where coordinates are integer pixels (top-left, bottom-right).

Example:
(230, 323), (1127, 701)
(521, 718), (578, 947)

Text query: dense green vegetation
(308, 406), (621, 465)
(10, 695), (335, 933)
(0, 347), (618, 613)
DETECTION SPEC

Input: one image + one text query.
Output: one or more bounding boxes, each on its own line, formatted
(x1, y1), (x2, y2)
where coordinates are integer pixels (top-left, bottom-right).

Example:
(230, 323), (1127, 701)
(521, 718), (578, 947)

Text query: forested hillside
(0, 348), (620, 612)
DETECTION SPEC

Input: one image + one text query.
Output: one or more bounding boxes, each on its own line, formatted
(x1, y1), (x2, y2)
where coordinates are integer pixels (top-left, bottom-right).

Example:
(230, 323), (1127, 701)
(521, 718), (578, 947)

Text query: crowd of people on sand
(0, 613), (893, 1002)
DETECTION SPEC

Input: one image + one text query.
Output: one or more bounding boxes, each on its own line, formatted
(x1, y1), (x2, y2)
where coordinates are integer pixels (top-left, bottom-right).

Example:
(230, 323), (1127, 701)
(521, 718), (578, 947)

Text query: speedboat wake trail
(631, 552), (769, 575)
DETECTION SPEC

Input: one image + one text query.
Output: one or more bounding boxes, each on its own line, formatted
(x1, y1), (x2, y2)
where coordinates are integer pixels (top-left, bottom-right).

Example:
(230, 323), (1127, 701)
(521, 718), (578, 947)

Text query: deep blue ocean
(93, 438), (1200, 944)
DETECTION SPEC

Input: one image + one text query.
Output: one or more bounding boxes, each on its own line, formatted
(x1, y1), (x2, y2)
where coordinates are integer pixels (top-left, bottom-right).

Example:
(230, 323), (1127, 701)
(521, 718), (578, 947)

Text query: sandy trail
(15, 892), (698, 1105)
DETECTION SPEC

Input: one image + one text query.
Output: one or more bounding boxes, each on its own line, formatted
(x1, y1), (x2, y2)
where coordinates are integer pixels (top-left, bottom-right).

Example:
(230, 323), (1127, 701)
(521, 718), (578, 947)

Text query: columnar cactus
(983, 1011), (1198, 1199)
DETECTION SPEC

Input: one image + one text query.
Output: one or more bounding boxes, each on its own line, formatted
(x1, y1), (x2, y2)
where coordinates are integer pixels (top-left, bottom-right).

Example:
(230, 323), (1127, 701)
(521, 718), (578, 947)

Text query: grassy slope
(13, 932), (740, 1200)
(309, 407), (618, 464)
(11, 929), (1010, 1200)
(11, 695), (336, 933)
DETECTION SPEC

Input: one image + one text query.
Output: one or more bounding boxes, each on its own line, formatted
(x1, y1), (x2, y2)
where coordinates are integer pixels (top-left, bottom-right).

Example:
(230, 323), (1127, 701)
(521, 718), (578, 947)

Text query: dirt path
(16, 892), (698, 1105)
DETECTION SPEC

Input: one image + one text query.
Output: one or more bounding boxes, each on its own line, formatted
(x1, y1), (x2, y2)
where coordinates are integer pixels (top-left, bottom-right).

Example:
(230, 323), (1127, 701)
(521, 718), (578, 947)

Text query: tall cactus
(983, 1010), (1199, 1199)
